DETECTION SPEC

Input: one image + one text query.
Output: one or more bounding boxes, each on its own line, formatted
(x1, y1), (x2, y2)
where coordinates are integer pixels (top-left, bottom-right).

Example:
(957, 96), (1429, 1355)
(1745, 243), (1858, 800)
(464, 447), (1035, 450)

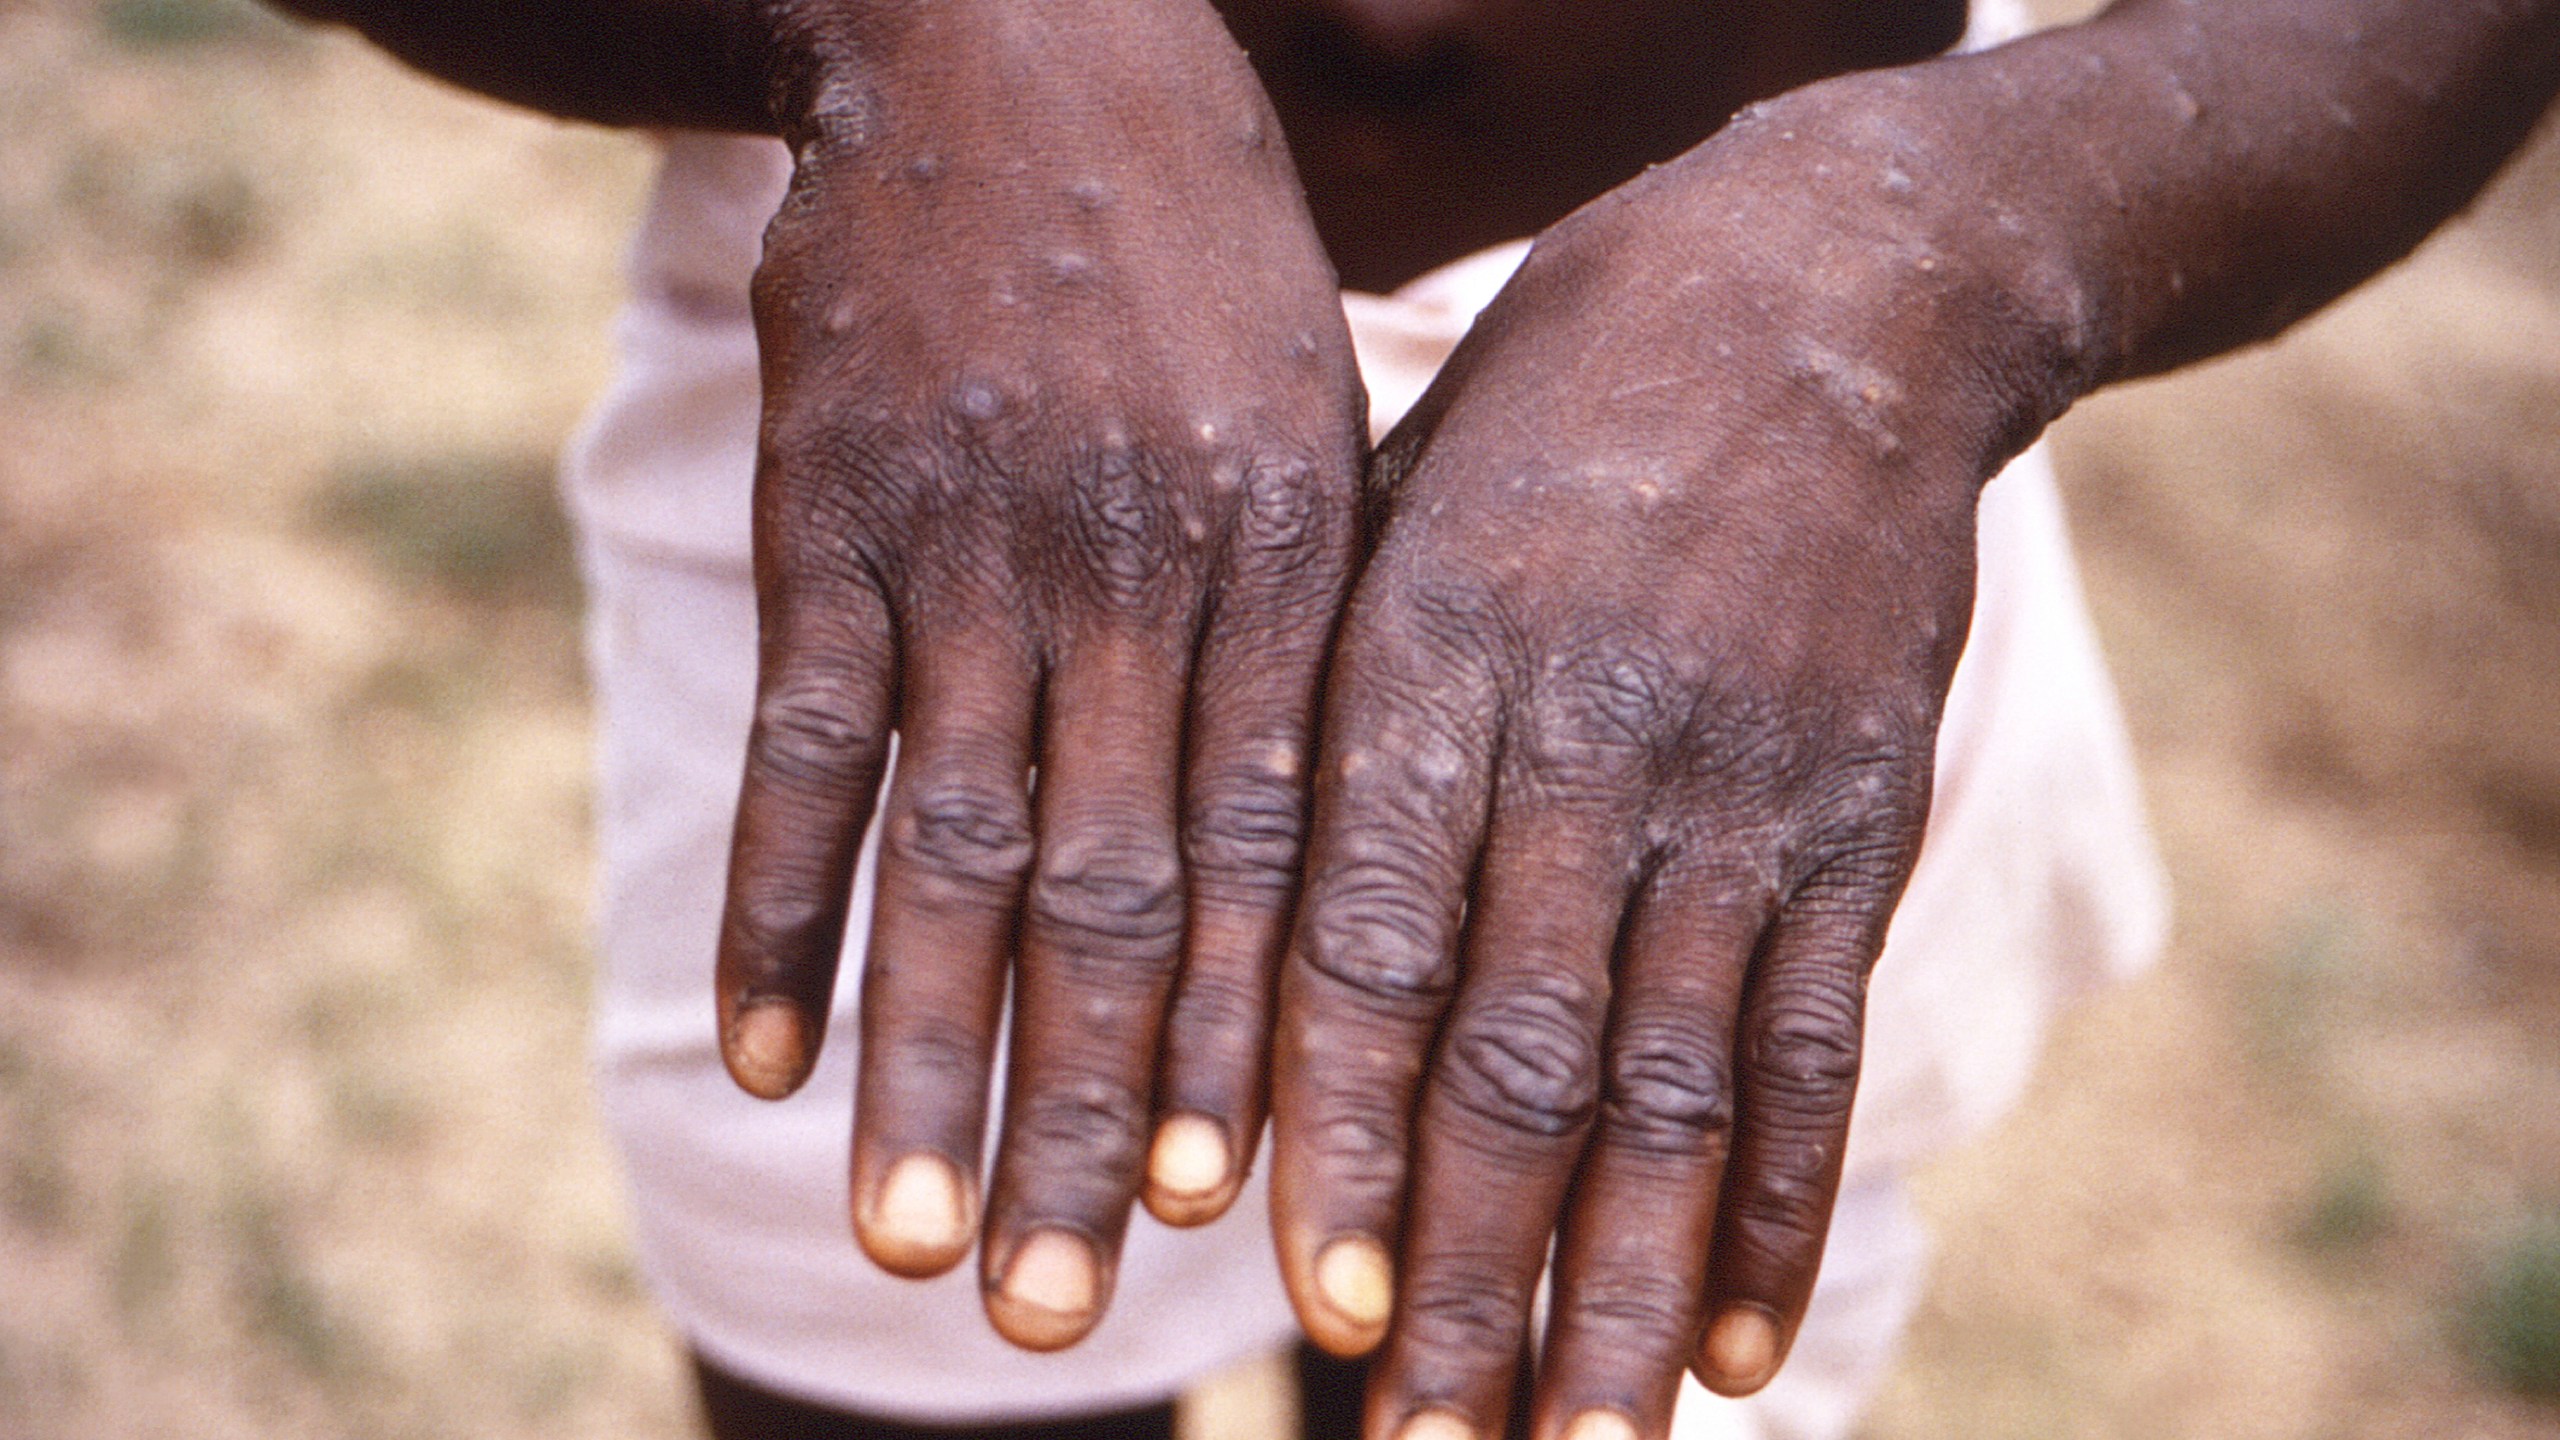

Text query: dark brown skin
(268, 0), (2560, 1433)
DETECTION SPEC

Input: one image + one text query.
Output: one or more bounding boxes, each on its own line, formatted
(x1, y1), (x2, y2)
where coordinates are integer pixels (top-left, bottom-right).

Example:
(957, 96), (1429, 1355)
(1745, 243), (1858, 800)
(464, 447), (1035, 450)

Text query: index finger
(1271, 618), (1497, 1358)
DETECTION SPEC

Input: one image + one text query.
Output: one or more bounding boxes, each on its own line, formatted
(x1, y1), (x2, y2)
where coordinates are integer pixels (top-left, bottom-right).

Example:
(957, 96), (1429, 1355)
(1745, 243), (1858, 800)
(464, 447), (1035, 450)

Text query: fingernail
(1314, 1235), (1394, 1330)
(1702, 1305), (1781, 1392)
(992, 1229), (1101, 1350)
(1394, 1409), (1478, 1440)
(727, 1001), (806, 1098)
(1562, 1409), (1640, 1440)
(862, 1154), (970, 1272)
(1147, 1114), (1232, 1200)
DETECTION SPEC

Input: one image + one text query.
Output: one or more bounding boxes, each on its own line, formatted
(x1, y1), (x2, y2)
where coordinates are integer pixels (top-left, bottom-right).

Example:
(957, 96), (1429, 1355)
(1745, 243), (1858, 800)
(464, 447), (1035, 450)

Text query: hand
(1269, 87), (2085, 1437)
(713, 0), (1364, 1351)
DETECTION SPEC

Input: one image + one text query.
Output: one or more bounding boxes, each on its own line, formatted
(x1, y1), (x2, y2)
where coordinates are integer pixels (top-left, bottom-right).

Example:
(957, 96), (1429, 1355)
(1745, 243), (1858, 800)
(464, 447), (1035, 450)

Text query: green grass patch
(97, 0), (268, 49)
(2292, 1143), (2391, 1255)
(2466, 1217), (2560, 1399)
(2246, 901), (2361, 1075)
(314, 452), (578, 607)
(225, 1189), (365, 1384)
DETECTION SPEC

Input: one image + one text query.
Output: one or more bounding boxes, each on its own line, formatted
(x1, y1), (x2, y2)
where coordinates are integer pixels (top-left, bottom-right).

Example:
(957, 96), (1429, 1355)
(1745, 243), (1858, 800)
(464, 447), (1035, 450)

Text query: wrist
(1724, 69), (2113, 462)
(732, 0), (883, 145)
(749, 0), (1268, 155)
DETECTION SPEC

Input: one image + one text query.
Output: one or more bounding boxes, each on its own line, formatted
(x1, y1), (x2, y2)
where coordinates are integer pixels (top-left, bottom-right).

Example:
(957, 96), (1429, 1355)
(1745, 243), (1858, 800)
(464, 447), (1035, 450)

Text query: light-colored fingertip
(1699, 1304), (1782, 1396)
(1560, 1408), (1641, 1440)
(725, 1001), (809, 1100)
(858, 1153), (974, 1277)
(1309, 1234), (1393, 1348)
(1393, 1408), (1479, 1440)
(1144, 1115), (1234, 1218)
(988, 1229), (1102, 1352)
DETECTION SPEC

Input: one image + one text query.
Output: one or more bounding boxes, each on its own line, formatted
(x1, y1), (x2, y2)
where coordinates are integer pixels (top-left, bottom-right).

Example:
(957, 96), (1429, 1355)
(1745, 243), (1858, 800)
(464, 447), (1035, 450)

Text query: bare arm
(1820, 0), (2560, 408)
(1269, 3), (2560, 1436)
(267, 0), (779, 132)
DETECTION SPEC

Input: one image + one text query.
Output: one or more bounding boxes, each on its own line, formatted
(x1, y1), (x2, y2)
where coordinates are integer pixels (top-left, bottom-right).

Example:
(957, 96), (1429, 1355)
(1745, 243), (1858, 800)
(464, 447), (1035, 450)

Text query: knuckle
(1390, 571), (1508, 667)
(1299, 859), (1458, 1005)
(1565, 1268), (1698, 1343)
(1439, 973), (1603, 1141)
(1166, 966), (1265, 1049)
(1234, 456), (1333, 558)
(1028, 831), (1184, 964)
(1603, 1013), (1736, 1153)
(1746, 970), (1865, 1120)
(1805, 741), (1933, 843)
(1402, 1261), (1531, 1360)
(750, 669), (885, 793)
(1187, 761), (1306, 895)
(727, 880), (840, 973)
(1724, 1148), (1837, 1251)
(1301, 1102), (1409, 1194)
(1503, 642), (1693, 804)
(1008, 1070), (1147, 1179)
(1548, 646), (1683, 751)
(1064, 439), (1178, 605)
(867, 1013), (990, 1107)
(887, 776), (1035, 898)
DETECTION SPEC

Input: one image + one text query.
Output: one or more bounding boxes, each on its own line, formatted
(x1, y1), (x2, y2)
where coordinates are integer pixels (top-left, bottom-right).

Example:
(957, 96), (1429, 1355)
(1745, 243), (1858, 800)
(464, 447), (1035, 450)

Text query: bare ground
(1, 3), (2555, 1438)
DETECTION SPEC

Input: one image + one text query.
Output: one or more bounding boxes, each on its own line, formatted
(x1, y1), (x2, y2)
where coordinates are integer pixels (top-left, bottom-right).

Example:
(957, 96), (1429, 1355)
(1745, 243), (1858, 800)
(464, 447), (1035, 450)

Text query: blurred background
(1, 0), (2555, 1436)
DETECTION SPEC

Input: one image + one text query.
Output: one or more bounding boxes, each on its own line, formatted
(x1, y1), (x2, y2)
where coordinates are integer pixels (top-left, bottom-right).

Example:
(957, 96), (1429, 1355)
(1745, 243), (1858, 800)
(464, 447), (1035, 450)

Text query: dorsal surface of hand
(715, 0), (1369, 1354)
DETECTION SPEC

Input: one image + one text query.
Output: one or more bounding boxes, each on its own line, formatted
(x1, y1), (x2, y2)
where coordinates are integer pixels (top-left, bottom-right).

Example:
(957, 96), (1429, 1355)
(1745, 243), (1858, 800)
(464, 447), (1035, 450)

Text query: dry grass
(1, 2), (2555, 1438)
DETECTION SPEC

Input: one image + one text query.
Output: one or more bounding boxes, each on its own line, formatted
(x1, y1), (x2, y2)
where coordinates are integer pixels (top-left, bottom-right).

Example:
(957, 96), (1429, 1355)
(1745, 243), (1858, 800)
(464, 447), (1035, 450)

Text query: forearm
(1757, 0), (2560, 418)
(269, 0), (789, 131)
(269, 0), (1278, 160)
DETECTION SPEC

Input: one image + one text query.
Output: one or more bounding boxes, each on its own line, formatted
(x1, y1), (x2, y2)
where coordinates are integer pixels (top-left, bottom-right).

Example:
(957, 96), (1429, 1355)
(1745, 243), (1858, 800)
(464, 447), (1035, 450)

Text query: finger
(1272, 637), (1495, 1358)
(1149, 457), (1354, 1227)
(1369, 804), (1633, 1440)
(1536, 864), (1770, 1440)
(716, 577), (898, 1101)
(1695, 864), (1899, 1398)
(980, 631), (1190, 1352)
(847, 624), (1039, 1280)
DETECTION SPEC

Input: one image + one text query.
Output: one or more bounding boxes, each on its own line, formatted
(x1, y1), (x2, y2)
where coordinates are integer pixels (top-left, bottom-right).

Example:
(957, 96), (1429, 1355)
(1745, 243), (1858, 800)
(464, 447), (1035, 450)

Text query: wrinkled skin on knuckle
(1234, 454), (1334, 561)
(1721, 1140), (1841, 1261)
(759, 406), (989, 603)
(1662, 674), (1816, 810)
(1438, 972), (1604, 1142)
(1602, 1012), (1737, 1154)
(1026, 831), (1185, 970)
(1400, 1259), (1534, 1364)
(1504, 640), (1692, 809)
(1301, 1100), (1411, 1195)
(728, 874), (843, 981)
(1795, 745), (1934, 881)
(1744, 966), (1866, 1129)
(1299, 850), (1459, 1005)
(749, 665), (886, 796)
(1385, 568), (1517, 673)
(1007, 1069), (1149, 1196)
(1562, 1268), (1701, 1348)
(1163, 965), (1264, 1051)
(1186, 762), (1306, 903)
(1055, 437), (1183, 611)
(866, 1012), (993, 1111)
(887, 773), (1035, 903)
